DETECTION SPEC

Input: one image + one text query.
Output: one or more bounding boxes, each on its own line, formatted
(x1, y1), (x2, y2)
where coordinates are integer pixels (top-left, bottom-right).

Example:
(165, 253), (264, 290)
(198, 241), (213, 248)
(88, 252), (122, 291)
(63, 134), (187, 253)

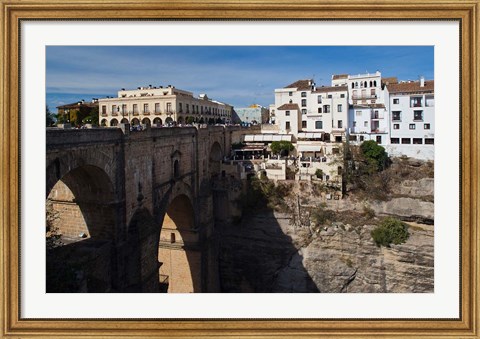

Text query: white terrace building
(98, 85), (233, 127)
(274, 79), (348, 142)
(385, 78), (435, 158)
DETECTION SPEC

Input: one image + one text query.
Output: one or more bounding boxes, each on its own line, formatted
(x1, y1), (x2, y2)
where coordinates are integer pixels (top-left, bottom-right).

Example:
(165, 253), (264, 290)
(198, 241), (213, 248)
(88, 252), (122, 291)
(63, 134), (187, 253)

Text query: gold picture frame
(1, 0), (478, 337)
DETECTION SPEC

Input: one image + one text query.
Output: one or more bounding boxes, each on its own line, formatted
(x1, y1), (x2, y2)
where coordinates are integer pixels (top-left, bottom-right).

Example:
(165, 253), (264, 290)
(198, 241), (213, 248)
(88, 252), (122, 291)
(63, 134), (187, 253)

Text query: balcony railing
(352, 94), (377, 100)
(371, 113), (384, 119)
(371, 128), (387, 133)
(143, 111), (150, 115)
(111, 112), (118, 116)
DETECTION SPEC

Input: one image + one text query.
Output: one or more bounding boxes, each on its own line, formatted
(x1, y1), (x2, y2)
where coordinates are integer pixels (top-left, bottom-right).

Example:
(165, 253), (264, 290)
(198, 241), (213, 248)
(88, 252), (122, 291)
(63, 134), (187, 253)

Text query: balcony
(371, 128), (387, 133)
(352, 94), (377, 100)
(154, 110), (162, 115)
(371, 112), (384, 119)
(132, 111), (139, 116)
(111, 112), (118, 116)
(143, 111), (150, 115)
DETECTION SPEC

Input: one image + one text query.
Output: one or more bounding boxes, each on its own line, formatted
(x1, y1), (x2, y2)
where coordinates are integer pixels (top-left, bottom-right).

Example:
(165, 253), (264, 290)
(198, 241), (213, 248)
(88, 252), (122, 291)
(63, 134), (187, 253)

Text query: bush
(270, 141), (294, 156)
(315, 169), (324, 179)
(360, 140), (388, 172)
(371, 217), (409, 247)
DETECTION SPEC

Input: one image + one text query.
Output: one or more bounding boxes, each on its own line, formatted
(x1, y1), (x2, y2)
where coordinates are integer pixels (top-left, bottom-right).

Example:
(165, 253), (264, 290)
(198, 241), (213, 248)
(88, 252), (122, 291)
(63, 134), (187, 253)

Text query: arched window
(370, 81), (373, 87)
(355, 82), (358, 88)
(374, 80), (377, 87)
(364, 81), (367, 88)
(173, 159), (179, 178)
(351, 83), (354, 89)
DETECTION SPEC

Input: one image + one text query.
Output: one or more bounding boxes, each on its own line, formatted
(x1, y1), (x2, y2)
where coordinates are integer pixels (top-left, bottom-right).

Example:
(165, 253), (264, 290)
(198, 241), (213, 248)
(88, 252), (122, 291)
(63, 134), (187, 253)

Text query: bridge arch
(209, 141), (223, 176)
(46, 164), (116, 292)
(157, 191), (201, 293)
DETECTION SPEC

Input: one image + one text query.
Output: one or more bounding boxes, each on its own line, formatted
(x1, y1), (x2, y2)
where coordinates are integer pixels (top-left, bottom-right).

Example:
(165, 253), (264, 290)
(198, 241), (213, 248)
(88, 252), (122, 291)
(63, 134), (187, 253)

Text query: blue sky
(46, 46), (433, 112)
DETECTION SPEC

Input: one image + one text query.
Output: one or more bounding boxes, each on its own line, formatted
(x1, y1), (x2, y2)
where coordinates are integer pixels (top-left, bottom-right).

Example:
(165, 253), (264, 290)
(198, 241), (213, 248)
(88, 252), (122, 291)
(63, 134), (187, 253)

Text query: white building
(272, 72), (434, 160)
(274, 79), (348, 142)
(98, 85), (233, 127)
(385, 78), (435, 158)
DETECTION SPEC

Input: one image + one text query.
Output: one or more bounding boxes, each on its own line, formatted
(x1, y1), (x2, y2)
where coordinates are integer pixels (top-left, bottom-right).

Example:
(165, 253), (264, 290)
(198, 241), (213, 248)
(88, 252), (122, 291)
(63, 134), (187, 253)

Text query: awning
(297, 145), (323, 152)
(297, 132), (324, 139)
(243, 134), (292, 142)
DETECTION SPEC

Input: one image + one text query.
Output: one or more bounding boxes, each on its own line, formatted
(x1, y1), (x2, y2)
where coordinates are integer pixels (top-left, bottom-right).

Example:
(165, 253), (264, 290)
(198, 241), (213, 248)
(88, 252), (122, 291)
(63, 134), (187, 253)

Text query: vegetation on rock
(371, 217), (409, 247)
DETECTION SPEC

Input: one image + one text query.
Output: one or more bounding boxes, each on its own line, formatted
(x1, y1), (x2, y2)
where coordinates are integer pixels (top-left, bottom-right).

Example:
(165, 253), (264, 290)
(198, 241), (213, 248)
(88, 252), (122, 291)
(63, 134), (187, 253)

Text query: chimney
(419, 76), (425, 87)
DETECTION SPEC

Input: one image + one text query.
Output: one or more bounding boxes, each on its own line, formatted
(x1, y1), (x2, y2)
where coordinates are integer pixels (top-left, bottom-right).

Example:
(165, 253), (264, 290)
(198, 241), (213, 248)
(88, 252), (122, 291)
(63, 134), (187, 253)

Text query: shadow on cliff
(216, 176), (319, 293)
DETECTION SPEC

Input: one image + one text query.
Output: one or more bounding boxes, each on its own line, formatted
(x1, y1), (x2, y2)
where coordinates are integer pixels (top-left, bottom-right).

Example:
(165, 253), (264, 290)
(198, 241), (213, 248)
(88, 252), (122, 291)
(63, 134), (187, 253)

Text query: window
(393, 124), (400, 129)
(301, 92), (307, 97)
(409, 124), (416, 130)
(133, 104), (138, 113)
(101, 105), (106, 114)
(391, 138), (400, 144)
(411, 96), (423, 107)
(289, 92), (293, 96)
(166, 103), (172, 112)
(323, 105), (330, 113)
(112, 105), (117, 113)
(178, 103), (183, 112)
(186, 104), (190, 113)
(337, 120), (343, 128)
(392, 111), (401, 121)
(393, 98), (399, 104)
(155, 103), (160, 113)
(376, 136), (382, 144)
(414, 110), (423, 121)
(401, 138), (411, 144)
(337, 104), (342, 112)
(364, 121), (368, 127)
(356, 110), (362, 117)
(285, 110), (290, 116)
(122, 104), (127, 114)
(301, 99), (307, 107)
(340, 93), (345, 98)
(317, 107), (322, 114)
(302, 121), (307, 128)
(425, 138), (434, 144)
(317, 95), (322, 104)
(353, 121), (356, 127)
(425, 95), (435, 107)
(302, 109), (307, 115)
(424, 123), (431, 129)
(315, 121), (323, 129)
(360, 136), (364, 142)
(143, 103), (149, 113)
(370, 88), (376, 96)
(285, 121), (290, 129)
(413, 138), (423, 144)
(327, 94), (332, 98)
(353, 90), (358, 98)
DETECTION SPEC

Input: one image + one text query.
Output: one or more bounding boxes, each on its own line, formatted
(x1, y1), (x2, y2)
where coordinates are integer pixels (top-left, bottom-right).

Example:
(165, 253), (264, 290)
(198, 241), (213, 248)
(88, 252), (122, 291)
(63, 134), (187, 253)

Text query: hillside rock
(219, 211), (434, 293)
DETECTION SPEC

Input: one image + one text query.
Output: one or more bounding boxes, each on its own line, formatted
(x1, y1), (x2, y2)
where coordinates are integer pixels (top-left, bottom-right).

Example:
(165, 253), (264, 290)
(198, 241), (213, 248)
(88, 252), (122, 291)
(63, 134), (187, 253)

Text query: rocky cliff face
(218, 178), (434, 293)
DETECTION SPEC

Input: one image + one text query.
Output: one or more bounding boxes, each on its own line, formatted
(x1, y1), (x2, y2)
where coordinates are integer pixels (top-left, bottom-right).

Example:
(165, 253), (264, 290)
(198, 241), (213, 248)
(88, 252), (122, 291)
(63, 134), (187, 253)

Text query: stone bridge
(46, 125), (240, 293)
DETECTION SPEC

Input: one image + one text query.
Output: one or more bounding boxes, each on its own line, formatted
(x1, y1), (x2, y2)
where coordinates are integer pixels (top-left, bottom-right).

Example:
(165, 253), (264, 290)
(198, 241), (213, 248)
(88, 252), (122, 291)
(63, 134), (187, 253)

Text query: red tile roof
(381, 77), (398, 85)
(387, 80), (434, 94)
(332, 74), (348, 80)
(57, 101), (98, 109)
(314, 85), (348, 93)
(284, 79), (313, 90)
(277, 103), (300, 110)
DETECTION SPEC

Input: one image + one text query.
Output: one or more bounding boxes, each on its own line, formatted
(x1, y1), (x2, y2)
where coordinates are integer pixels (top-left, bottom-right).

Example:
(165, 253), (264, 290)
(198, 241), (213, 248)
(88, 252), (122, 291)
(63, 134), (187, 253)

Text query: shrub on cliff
(371, 217), (409, 247)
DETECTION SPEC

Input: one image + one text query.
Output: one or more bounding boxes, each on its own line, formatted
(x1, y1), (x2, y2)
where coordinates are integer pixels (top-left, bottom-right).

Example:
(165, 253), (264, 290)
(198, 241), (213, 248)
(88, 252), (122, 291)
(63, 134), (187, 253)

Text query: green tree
(186, 116), (195, 124)
(46, 105), (55, 127)
(360, 140), (388, 172)
(82, 106), (99, 126)
(270, 141), (294, 156)
(371, 217), (409, 247)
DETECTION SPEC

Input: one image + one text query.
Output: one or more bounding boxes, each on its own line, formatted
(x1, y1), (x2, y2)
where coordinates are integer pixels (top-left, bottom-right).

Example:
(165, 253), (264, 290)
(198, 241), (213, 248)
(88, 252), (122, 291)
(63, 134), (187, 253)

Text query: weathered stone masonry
(46, 125), (236, 292)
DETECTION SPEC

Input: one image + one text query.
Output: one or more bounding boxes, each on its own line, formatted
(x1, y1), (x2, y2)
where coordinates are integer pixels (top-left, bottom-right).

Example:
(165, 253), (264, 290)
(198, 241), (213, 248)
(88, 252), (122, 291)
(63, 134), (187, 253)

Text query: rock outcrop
(219, 211), (433, 293)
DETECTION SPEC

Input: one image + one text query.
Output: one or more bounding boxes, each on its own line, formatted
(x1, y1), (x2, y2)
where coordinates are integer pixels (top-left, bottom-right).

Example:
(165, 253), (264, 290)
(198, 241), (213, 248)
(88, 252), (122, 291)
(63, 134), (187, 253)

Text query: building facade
(274, 79), (348, 142)
(56, 99), (99, 126)
(232, 104), (270, 125)
(272, 72), (434, 160)
(98, 85), (233, 127)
